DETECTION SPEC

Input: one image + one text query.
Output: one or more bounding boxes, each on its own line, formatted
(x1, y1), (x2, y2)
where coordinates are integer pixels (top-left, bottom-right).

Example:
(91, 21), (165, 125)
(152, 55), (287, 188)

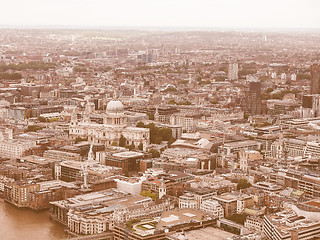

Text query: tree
(49, 117), (59, 123)
(168, 137), (176, 146)
(138, 142), (143, 151)
(237, 179), (252, 190)
(136, 121), (145, 128)
(38, 116), (47, 122)
(226, 214), (247, 225)
(126, 219), (140, 229)
(128, 143), (135, 150)
(119, 135), (127, 147)
(26, 125), (43, 132)
(164, 86), (177, 92)
(136, 122), (173, 145)
(140, 190), (157, 201)
(111, 141), (118, 146)
(147, 113), (154, 120)
(168, 99), (177, 105)
(75, 137), (87, 144)
(149, 149), (160, 158)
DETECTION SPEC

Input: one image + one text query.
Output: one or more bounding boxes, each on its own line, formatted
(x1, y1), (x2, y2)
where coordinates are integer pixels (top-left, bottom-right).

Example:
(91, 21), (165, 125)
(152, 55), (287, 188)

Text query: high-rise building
(242, 81), (267, 115)
(310, 64), (320, 94)
(228, 63), (238, 80)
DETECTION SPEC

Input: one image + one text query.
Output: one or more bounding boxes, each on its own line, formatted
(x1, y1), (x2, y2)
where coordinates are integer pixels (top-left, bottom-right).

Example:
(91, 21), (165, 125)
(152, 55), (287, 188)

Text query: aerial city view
(0, 1), (319, 240)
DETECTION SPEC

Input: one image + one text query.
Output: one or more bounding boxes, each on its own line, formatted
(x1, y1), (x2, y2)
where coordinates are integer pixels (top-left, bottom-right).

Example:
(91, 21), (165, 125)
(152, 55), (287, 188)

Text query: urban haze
(0, 1), (320, 240)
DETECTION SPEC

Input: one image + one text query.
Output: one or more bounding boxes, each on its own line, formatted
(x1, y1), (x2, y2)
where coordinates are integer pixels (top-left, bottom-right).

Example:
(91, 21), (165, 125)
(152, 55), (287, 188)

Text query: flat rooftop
(112, 151), (144, 158)
(157, 208), (210, 229)
(168, 227), (234, 240)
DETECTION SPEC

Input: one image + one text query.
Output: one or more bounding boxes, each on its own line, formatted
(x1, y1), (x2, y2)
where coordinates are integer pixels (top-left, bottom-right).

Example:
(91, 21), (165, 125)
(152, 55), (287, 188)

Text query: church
(69, 100), (150, 151)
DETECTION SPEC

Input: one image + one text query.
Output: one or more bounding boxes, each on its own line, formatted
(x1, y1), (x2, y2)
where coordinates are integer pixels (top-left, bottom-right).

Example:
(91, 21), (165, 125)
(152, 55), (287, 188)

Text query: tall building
(311, 64), (320, 94)
(242, 81), (267, 115)
(228, 63), (238, 80)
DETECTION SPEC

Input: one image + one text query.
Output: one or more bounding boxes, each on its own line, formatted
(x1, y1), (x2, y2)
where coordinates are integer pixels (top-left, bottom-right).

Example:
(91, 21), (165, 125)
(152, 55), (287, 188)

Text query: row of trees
(26, 125), (43, 132)
(262, 89), (301, 100)
(0, 72), (22, 80)
(117, 135), (144, 151)
(117, 134), (161, 158)
(0, 61), (56, 71)
(37, 116), (59, 123)
(136, 122), (175, 145)
(167, 99), (192, 105)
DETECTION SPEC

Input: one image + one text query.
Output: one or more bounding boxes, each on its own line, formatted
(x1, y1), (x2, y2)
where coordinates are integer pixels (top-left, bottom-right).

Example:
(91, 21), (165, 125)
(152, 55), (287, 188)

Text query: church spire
(88, 144), (95, 162)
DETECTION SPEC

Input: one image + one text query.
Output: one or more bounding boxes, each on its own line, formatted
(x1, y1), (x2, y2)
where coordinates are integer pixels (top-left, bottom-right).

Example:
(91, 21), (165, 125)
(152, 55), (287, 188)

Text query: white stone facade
(69, 100), (150, 151)
(200, 199), (224, 219)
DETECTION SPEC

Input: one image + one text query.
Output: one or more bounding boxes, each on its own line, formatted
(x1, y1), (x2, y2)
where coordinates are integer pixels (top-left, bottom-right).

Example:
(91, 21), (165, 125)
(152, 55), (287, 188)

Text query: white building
(114, 177), (142, 195)
(179, 190), (216, 210)
(170, 114), (198, 133)
(200, 199), (224, 219)
(291, 73), (297, 81)
(264, 210), (320, 240)
(239, 150), (262, 173)
(245, 216), (264, 233)
(228, 63), (238, 80)
(179, 193), (199, 209)
(0, 139), (36, 159)
(69, 100), (150, 150)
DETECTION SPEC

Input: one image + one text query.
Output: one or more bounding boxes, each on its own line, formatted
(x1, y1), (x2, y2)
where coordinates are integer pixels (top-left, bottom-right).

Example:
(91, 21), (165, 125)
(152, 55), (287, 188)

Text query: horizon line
(0, 25), (320, 33)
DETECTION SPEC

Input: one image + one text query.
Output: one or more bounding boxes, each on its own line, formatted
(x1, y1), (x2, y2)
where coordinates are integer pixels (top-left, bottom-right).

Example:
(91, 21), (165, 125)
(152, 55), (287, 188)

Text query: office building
(228, 63), (239, 80)
(242, 82), (267, 115)
(310, 64), (320, 94)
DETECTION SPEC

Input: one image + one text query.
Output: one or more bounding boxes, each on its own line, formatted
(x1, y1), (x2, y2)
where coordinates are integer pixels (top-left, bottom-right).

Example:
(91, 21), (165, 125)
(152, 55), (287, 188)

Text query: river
(0, 199), (67, 240)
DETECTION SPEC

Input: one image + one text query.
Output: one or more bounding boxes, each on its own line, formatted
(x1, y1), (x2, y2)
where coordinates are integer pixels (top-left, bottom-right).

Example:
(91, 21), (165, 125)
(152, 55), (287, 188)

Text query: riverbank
(0, 199), (66, 240)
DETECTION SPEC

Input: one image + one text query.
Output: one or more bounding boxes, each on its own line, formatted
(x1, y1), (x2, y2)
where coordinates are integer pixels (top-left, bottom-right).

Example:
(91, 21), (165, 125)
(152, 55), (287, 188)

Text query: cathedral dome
(106, 100), (124, 112)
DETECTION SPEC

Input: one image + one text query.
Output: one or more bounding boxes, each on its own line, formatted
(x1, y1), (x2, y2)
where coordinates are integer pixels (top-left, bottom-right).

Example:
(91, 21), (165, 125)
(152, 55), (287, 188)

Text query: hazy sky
(1, 0), (320, 29)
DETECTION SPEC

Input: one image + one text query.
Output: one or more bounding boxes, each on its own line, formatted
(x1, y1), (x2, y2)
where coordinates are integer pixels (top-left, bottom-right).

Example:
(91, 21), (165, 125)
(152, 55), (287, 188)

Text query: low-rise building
(200, 199), (224, 219)
(0, 139), (36, 159)
(263, 210), (320, 240)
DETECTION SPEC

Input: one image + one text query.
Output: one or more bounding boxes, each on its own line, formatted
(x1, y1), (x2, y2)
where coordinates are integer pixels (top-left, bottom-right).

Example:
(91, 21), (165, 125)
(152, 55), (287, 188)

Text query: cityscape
(0, 1), (320, 240)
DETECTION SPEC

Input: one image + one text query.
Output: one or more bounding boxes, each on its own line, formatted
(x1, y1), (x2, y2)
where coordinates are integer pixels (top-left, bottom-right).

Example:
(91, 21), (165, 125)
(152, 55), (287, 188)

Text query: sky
(0, 0), (320, 30)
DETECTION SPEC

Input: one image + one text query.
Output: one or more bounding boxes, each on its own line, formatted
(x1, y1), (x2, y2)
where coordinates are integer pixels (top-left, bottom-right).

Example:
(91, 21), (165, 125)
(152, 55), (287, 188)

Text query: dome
(106, 100), (124, 112)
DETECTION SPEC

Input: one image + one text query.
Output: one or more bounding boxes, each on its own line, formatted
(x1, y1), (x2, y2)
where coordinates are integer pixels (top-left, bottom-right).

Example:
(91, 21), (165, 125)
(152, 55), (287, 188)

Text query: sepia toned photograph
(0, 0), (319, 239)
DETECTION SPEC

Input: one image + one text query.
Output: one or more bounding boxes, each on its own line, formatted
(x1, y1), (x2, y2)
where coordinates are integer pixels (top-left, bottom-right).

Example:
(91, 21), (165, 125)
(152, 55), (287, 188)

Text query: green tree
(26, 125), (43, 132)
(136, 121), (146, 128)
(168, 137), (176, 146)
(237, 179), (252, 190)
(226, 214), (248, 225)
(140, 190), (157, 201)
(75, 137), (88, 144)
(126, 219), (140, 229)
(49, 117), (59, 123)
(177, 100), (192, 105)
(164, 86), (177, 92)
(128, 143), (135, 150)
(38, 116), (47, 122)
(119, 135), (127, 147)
(147, 113), (154, 120)
(111, 141), (118, 146)
(149, 149), (160, 158)
(168, 99), (177, 105)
